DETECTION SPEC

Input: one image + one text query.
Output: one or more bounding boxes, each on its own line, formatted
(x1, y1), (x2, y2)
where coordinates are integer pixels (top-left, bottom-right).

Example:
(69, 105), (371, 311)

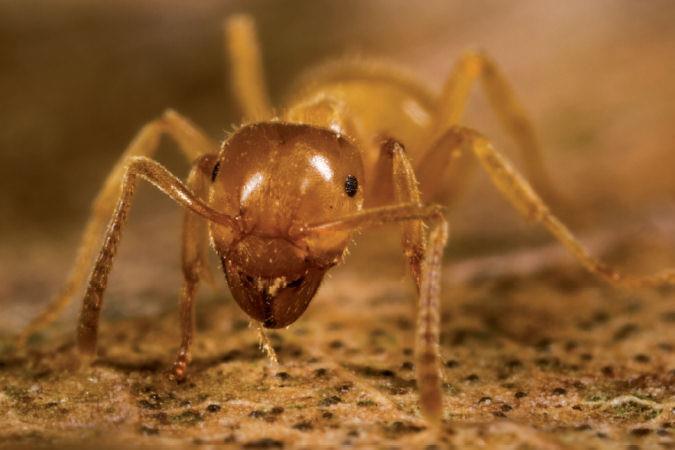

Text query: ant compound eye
(344, 175), (358, 197)
(211, 160), (221, 182)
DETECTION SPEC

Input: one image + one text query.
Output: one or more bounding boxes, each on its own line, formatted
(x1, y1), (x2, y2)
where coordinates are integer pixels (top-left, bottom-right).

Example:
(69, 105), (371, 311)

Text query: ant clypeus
(18, 14), (675, 426)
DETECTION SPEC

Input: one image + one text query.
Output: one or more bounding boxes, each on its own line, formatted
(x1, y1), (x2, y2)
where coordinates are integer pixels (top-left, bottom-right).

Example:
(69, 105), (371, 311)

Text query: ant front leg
(171, 154), (218, 381)
(387, 141), (447, 425)
(77, 156), (238, 359)
(296, 202), (449, 426)
(18, 110), (218, 347)
(418, 51), (559, 206)
(422, 125), (675, 289)
(380, 138), (427, 288)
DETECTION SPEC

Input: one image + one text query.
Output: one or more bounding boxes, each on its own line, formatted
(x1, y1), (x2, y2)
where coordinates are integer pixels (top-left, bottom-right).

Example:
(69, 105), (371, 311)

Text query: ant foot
(171, 360), (188, 383)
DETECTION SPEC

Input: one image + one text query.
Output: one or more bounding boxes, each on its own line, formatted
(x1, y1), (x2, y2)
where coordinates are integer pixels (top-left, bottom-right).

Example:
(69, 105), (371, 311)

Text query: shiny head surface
(208, 122), (365, 327)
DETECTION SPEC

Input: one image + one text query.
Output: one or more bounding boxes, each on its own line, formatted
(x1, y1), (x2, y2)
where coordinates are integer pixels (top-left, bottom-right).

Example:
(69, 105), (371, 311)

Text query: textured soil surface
(1, 232), (674, 449)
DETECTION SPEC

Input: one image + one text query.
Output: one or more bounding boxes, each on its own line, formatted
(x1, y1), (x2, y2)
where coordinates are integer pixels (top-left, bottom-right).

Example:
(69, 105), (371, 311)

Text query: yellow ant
(17, 14), (675, 427)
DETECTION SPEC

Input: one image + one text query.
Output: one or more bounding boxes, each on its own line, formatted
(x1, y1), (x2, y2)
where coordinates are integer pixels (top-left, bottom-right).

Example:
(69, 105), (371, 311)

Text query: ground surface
(2, 1), (675, 449)
(1, 232), (674, 449)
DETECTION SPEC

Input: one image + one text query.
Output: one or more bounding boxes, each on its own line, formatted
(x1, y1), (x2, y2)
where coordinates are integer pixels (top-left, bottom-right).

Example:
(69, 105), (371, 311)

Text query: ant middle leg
(18, 110), (217, 346)
(423, 125), (675, 289)
(418, 51), (559, 205)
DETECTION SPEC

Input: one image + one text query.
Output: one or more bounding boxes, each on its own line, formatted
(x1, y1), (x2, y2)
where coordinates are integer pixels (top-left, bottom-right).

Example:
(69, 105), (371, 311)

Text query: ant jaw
(223, 259), (326, 328)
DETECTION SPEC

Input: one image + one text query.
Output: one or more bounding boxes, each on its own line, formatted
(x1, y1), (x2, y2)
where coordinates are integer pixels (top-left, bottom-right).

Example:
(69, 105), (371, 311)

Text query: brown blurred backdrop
(2, 0), (675, 327)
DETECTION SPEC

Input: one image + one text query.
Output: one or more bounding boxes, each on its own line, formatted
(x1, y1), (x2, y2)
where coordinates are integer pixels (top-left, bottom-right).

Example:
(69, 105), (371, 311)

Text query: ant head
(208, 122), (364, 328)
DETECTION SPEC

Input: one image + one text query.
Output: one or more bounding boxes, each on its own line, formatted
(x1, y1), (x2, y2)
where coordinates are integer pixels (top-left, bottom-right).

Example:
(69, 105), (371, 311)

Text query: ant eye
(344, 175), (358, 197)
(211, 161), (221, 182)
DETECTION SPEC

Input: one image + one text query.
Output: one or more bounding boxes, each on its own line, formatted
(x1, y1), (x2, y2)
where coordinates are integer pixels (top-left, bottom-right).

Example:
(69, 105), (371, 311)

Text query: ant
(17, 14), (675, 427)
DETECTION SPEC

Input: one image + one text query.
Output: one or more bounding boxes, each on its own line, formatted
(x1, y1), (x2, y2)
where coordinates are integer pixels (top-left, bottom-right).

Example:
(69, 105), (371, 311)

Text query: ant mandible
(18, 14), (675, 427)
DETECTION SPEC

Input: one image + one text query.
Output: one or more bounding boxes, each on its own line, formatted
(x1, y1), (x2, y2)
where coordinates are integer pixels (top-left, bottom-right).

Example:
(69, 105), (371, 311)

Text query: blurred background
(2, 0), (675, 329)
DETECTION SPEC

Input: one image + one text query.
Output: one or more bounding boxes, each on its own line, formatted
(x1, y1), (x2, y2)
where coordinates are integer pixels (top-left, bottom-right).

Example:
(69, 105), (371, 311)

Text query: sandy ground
(1, 234), (674, 449)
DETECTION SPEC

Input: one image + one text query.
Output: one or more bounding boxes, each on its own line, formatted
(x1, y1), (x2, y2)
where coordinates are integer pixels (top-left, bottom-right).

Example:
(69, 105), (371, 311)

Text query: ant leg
(78, 156), (238, 358)
(17, 110), (217, 346)
(414, 212), (448, 426)
(171, 154), (218, 381)
(224, 15), (272, 121)
(387, 141), (446, 424)
(418, 51), (558, 204)
(439, 126), (675, 289)
(380, 139), (427, 288)
(295, 203), (449, 425)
